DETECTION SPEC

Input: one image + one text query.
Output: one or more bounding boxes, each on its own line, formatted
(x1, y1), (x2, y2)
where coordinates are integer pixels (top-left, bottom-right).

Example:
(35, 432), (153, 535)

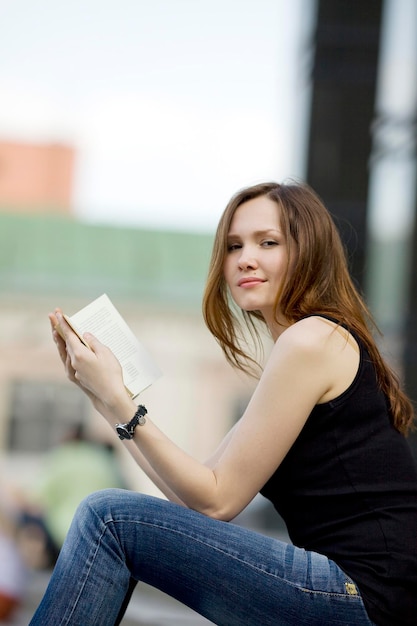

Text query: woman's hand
(49, 310), (78, 383)
(48, 310), (129, 419)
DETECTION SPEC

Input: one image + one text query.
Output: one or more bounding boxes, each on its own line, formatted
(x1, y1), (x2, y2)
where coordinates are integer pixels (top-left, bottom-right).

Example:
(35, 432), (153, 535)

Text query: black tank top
(260, 321), (417, 626)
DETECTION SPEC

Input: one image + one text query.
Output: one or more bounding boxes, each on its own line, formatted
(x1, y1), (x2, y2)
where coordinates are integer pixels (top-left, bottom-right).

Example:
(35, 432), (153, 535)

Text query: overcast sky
(0, 0), (314, 232)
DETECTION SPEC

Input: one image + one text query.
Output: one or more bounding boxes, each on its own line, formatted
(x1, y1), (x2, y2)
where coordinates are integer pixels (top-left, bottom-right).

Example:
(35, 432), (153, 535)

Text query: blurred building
(0, 140), (75, 214)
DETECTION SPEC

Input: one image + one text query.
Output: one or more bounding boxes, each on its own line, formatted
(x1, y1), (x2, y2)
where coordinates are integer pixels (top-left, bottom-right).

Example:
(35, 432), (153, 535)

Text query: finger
(82, 332), (102, 354)
(55, 311), (69, 336)
(50, 311), (69, 346)
(49, 312), (59, 337)
(48, 307), (61, 321)
(56, 313), (93, 351)
(65, 352), (78, 383)
(48, 312), (57, 331)
(56, 312), (83, 347)
(47, 313), (68, 368)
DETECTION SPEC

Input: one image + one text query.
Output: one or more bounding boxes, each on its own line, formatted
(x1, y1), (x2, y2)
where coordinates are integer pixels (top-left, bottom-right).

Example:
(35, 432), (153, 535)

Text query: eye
(261, 240), (278, 248)
(227, 242), (242, 252)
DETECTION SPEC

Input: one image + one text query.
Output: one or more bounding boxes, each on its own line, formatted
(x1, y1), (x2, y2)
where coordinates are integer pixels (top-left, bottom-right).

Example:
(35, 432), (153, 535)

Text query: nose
(238, 247), (258, 270)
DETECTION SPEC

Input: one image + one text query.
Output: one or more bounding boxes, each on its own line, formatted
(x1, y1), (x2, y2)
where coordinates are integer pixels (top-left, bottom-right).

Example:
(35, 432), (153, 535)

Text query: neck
(263, 311), (290, 342)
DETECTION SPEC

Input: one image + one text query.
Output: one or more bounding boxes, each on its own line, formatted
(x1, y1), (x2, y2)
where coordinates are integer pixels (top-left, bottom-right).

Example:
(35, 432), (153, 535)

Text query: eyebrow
(226, 228), (283, 239)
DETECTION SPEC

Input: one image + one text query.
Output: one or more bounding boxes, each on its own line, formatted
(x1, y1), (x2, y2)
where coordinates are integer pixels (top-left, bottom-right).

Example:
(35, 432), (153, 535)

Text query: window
(8, 381), (88, 453)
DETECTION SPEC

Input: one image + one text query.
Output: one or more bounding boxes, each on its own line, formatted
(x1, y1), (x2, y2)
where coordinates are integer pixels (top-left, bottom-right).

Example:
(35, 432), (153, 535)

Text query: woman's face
(223, 195), (288, 324)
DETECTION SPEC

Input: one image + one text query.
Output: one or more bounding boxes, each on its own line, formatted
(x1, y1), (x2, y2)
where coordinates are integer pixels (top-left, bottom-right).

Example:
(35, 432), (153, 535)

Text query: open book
(56, 294), (161, 402)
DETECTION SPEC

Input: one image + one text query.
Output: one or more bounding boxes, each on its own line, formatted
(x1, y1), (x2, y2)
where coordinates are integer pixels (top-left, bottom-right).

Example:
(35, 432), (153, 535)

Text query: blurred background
(0, 0), (416, 623)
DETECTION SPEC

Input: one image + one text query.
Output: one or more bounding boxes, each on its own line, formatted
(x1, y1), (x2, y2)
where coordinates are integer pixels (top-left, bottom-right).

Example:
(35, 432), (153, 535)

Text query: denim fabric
(29, 489), (375, 626)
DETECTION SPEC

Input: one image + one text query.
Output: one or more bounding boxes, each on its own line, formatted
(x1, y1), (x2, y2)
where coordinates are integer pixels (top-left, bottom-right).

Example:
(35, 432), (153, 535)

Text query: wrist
(115, 404), (148, 440)
(94, 392), (135, 430)
(103, 387), (136, 417)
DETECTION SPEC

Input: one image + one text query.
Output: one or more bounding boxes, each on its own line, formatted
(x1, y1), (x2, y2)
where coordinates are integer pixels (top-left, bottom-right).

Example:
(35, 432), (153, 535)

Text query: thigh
(91, 489), (374, 626)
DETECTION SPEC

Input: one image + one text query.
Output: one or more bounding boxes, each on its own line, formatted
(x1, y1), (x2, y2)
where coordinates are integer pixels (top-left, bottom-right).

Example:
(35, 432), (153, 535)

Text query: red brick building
(0, 140), (75, 214)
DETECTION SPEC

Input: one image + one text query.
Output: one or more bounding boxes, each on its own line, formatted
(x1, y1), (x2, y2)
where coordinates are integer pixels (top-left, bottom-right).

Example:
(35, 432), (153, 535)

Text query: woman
(30, 182), (417, 625)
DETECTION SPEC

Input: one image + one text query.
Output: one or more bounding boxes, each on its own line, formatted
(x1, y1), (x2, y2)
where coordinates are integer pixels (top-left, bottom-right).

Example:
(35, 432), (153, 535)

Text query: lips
(237, 277), (265, 288)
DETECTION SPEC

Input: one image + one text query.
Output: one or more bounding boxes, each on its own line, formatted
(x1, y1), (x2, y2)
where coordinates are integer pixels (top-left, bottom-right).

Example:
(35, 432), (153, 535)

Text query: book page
(68, 294), (161, 401)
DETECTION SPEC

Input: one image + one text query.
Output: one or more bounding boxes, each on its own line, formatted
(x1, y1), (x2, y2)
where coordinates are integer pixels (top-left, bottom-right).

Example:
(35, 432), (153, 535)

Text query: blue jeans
(29, 489), (375, 625)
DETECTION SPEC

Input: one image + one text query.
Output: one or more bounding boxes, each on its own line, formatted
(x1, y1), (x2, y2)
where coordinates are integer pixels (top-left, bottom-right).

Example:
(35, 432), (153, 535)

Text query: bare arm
(124, 412), (242, 504)
(51, 311), (354, 521)
(122, 440), (186, 505)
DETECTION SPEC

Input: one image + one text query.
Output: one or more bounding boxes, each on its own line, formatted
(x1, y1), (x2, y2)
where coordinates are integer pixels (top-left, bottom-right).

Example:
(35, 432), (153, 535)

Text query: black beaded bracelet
(115, 404), (147, 440)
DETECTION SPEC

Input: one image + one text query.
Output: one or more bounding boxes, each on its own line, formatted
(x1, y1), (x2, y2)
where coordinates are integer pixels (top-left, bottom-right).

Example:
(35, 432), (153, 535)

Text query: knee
(75, 488), (130, 525)
(72, 490), (173, 534)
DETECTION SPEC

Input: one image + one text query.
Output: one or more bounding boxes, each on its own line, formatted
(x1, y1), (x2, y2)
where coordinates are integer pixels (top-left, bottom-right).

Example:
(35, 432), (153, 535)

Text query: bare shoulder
(264, 319), (330, 377)
(274, 316), (358, 360)
(277, 316), (337, 350)
(271, 316), (360, 404)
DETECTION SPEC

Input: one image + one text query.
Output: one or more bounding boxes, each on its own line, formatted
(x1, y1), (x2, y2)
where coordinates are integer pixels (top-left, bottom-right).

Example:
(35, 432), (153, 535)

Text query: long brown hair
(203, 181), (415, 435)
